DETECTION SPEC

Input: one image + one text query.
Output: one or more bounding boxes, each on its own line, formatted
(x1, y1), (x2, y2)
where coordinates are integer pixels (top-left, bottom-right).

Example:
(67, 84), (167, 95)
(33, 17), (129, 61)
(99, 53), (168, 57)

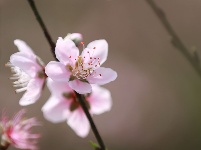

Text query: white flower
(6, 40), (46, 106)
(45, 37), (117, 94)
(42, 78), (112, 138)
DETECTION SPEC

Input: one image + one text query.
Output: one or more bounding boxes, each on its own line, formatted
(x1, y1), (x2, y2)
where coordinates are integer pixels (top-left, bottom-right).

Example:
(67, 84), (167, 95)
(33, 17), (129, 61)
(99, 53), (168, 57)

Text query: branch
(27, 0), (56, 59)
(145, 0), (201, 78)
(75, 92), (106, 150)
(27, 0), (106, 149)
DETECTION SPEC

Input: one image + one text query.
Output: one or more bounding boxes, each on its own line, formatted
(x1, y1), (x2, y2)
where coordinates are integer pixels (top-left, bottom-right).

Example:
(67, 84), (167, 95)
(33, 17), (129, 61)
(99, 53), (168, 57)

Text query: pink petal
(87, 67), (117, 85)
(14, 39), (35, 55)
(19, 78), (44, 106)
(88, 85), (112, 115)
(45, 61), (71, 82)
(55, 37), (79, 65)
(67, 108), (90, 138)
(10, 52), (41, 78)
(82, 39), (108, 66)
(47, 78), (72, 97)
(68, 79), (92, 94)
(42, 96), (70, 123)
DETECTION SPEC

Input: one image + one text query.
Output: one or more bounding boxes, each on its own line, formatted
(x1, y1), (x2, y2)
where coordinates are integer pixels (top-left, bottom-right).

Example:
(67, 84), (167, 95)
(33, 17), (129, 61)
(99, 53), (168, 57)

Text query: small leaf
(89, 141), (100, 149)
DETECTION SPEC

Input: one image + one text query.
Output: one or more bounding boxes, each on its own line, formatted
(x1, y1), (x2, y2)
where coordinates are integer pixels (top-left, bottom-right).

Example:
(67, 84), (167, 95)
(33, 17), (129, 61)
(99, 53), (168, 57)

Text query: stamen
(70, 44), (102, 80)
(7, 65), (31, 94)
(15, 87), (27, 93)
(5, 62), (13, 67)
(81, 42), (85, 49)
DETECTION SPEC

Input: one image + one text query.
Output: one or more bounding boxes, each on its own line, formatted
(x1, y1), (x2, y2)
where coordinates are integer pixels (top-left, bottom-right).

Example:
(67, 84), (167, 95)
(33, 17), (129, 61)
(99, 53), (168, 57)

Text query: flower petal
(10, 52), (41, 78)
(88, 85), (112, 115)
(82, 39), (108, 66)
(47, 78), (72, 97)
(87, 67), (117, 85)
(67, 108), (90, 138)
(14, 39), (35, 55)
(19, 78), (44, 106)
(68, 79), (92, 94)
(45, 61), (71, 82)
(55, 37), (79, 65)
(42, 96), (70, 123)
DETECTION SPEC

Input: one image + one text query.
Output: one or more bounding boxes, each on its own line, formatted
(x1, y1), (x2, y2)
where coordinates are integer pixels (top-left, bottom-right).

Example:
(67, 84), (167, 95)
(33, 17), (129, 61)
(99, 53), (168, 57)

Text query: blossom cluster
(5, 33), (117, 140)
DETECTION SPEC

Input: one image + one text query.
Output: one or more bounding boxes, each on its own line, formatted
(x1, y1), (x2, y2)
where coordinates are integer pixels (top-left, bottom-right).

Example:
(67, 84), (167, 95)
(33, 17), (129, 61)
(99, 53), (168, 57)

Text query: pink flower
(42, 78), (112, 137)
(6, 40), (46, 106)
(0, 109), (41, 150)
(45, 37), (117, 94)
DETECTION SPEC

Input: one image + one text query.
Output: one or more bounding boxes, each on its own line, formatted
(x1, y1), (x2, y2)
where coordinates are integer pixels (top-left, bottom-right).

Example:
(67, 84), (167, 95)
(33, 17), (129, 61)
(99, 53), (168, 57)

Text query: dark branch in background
(27, 0), (106, 150)
(27, 0), (56, 59)
(145, 0), (201, 78)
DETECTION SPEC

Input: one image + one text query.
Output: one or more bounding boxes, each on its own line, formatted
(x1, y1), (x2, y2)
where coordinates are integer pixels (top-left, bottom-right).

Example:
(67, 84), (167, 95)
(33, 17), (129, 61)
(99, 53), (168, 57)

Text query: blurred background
(1, 0), (201, 150)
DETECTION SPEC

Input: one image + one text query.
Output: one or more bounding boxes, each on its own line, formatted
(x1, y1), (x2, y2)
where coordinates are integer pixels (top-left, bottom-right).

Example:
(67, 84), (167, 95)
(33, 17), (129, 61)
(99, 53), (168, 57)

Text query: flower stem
(145, 0), (201, 78)
(27, 0), (56, 59)
(26, 0), (106, 149)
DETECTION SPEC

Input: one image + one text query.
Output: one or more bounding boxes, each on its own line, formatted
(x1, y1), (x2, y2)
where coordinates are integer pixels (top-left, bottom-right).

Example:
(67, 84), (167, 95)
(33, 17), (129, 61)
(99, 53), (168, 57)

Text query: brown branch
(146, 0), (201, 77)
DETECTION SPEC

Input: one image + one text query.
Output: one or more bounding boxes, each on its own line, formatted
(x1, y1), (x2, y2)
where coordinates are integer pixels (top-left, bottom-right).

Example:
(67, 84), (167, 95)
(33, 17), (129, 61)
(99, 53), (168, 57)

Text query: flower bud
(65, 33), (83, 46)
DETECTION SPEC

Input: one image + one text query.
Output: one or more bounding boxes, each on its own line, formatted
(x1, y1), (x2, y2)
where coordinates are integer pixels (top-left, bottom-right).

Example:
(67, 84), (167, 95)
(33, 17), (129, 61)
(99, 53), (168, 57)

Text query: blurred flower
(42, 78), (112, 137)
(0, 109), (41, 150)
(65, 33), (83, 46)
(6, 40), (46, 106)
(45, 37), (117, 94)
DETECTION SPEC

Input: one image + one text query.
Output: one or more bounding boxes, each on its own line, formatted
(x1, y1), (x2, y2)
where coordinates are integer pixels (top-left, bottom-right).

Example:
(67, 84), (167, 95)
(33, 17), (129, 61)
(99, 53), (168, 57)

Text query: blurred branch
(145, 0), (201, 78)
(27, 1), (106, 150)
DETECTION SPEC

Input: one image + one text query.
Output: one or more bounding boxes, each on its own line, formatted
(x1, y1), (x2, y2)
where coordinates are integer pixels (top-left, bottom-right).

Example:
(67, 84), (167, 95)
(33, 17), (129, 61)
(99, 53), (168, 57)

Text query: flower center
(68, 45), (101, 80)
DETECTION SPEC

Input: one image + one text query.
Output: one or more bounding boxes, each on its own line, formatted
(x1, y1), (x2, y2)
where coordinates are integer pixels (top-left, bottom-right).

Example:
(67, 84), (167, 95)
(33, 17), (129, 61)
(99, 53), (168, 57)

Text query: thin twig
(27, 0), (56, 59)
(145, 0), (201, 78)
(27, 1), (106, 149)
